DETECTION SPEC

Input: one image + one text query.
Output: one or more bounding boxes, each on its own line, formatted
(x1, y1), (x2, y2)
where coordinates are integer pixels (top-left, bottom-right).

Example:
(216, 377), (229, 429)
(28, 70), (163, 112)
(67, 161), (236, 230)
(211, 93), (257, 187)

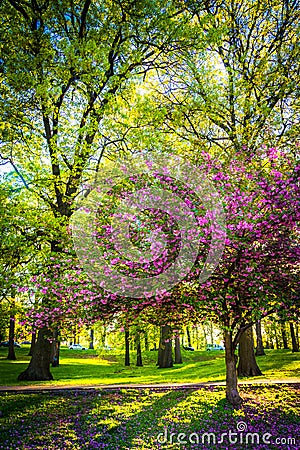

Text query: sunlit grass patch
(0, 347), (299, 389)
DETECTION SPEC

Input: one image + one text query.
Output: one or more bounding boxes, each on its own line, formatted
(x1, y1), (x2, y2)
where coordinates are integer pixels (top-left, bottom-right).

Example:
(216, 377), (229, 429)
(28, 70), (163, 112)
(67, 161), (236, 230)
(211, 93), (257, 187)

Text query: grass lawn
(0, 348), (299, 449)
(0, 384), (299, 449)
(0, 347), (299, 387)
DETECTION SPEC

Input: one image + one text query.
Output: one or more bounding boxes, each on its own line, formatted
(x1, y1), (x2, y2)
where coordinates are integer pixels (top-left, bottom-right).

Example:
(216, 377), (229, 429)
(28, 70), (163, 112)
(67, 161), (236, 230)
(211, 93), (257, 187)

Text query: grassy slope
(0, 346), (299, 387)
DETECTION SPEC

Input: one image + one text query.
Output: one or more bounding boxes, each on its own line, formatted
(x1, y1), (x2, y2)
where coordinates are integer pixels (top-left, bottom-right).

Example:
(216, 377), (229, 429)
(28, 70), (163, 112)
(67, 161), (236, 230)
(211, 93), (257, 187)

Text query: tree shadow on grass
(0, 392), (46, 418)
(96, 385), (300, 449)
(87, 387), (232, 449)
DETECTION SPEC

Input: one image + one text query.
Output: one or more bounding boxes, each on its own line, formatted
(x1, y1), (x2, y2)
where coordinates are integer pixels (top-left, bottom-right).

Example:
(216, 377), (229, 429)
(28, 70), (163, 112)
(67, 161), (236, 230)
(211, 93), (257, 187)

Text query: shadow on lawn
(0, 393), (46, 419)
(96, 387), (230, 448)
(255, 350), (300, 373)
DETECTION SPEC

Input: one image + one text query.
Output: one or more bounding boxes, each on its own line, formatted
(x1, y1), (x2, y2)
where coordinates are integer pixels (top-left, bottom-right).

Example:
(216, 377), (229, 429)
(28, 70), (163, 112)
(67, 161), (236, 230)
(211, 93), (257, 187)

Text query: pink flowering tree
(18, 149), (299, 407)
(178, 149), (300, 406)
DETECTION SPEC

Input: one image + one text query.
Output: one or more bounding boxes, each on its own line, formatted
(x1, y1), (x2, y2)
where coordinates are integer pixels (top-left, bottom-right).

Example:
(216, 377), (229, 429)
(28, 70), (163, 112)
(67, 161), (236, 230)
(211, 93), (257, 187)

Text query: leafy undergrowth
(0, 384), (299, 449)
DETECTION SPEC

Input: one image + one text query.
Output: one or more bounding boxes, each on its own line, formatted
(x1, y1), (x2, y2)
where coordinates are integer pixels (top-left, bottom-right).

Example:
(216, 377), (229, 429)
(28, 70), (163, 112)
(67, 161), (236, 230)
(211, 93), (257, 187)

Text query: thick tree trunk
(238, 327), (262, 377)
(18, 327), (53, 381)
(28, 330), (36, 356)
(281, 323), (288, 349)
(224, 331), (242, 408)
(174, 336), (182, 364)
(125, 329), (130, 366)
(136, 330), (143, 366)
(51, 329), (60, 367)
(7, 316), (16, 361)
(89, 328), (94, 350)
(158, 325), (173, 368)
(255, 320), (265, 356)
(290, 322), (299, 353)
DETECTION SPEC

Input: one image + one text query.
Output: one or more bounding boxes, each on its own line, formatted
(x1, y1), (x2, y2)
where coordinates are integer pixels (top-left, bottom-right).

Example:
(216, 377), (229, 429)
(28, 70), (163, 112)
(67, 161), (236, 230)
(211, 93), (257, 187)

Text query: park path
(0, 378), (299, 393)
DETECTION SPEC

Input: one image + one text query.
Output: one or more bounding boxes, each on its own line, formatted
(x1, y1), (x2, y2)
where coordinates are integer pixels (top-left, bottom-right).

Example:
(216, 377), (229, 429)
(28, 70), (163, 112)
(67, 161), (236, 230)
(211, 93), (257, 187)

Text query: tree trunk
(125, 329), (130, 366)
(174, 336), (182, 364)
(186, 326), (192, 347)
(224, 331), (242, 408)
(281, 323), (288, 349)
(102, 326), (106, 347)
(158, 325), (173, 368)
(202, 324), (208, 348)
(28, 330), (36, 356)
(210, 322), (214, 346)
(18, 327), (53, 381)
(144, 330), (149, 351)
(51, 329), (60, 367)
(290, 322), (299, 353)
(255, 320), (265, 356)
(89, 328), (94, 350)
(195, 327), (200, 350)
(136, 330), (143, 366)
(238, 327), (262, 377)
(7, 316), (16, 361)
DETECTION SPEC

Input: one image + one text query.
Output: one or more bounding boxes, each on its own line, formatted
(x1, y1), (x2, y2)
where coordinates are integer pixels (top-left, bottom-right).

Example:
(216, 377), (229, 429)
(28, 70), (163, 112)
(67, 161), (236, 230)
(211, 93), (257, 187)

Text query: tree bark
(174, 336), (182, 364)
(238, 327), (262, 377)
(102, 326), (106, 347)
(125, 329), (130, 366)
(89, 328), (94, 350)
(281, 323), (288, 349)
(210, 322), (214, 346)
(28, 330), (36, 356)
(144, 330), (149, 351)
(255, 320), (265, 356)
(158, 325), (173, 368)
(224, 331), (242, 408)
(18, 327), (53, 381)
(290, 322), (299, 353)
(51, 329), (60, 367)
(7, 316), (16, 361)
(136, 330), (143, 366)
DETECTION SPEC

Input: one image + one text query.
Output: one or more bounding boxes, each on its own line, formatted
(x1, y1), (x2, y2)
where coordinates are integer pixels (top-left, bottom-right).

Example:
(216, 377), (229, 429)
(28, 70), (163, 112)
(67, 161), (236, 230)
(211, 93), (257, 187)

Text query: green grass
(0, 346), (299, 387)
(0, 385), (299, 448)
